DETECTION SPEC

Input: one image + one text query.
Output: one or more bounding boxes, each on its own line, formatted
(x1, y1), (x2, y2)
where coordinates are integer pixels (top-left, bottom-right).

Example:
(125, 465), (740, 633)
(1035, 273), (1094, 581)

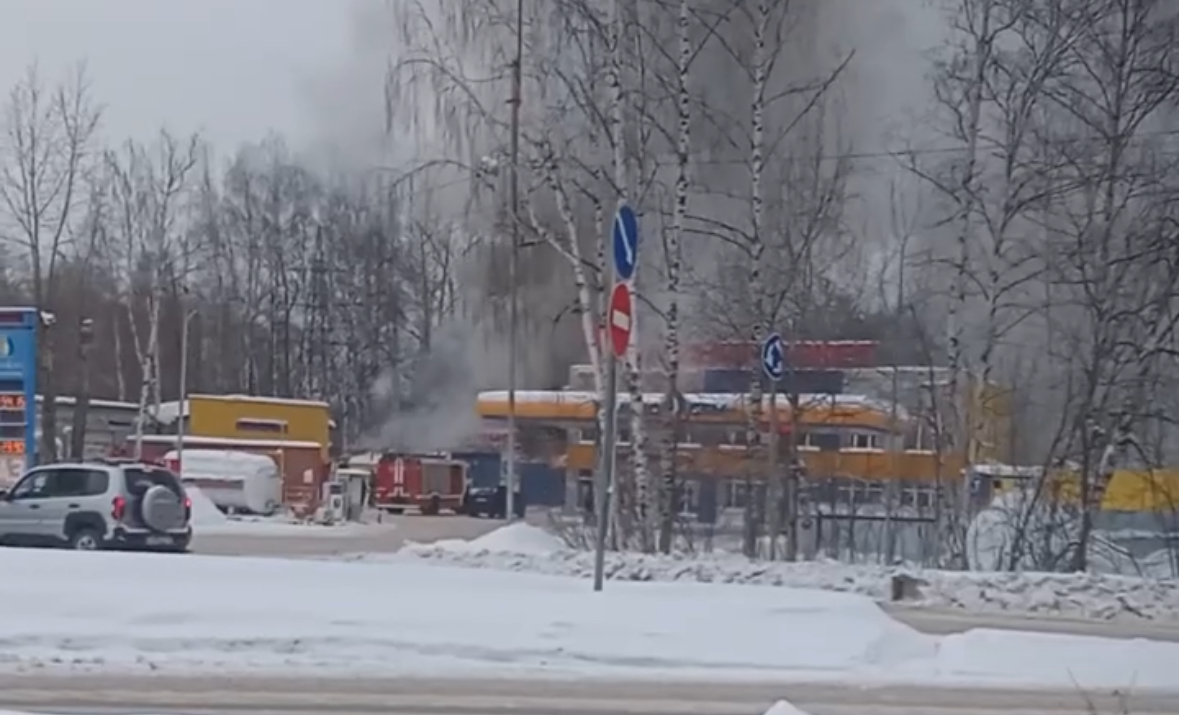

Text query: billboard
(0, 308), (37, 487)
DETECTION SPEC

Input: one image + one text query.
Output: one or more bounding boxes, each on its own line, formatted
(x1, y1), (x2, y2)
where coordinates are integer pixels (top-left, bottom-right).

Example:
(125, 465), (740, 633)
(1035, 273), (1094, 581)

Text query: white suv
(0, 460), (193, 552)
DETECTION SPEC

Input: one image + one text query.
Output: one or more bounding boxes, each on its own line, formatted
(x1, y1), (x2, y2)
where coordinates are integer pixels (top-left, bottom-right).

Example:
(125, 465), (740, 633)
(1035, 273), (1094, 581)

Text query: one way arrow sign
(762, 333), (785, 381)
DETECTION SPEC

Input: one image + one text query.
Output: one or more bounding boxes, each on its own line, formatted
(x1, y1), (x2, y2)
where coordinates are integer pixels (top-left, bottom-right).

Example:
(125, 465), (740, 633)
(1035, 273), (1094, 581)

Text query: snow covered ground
(186, 486), (379, 537)
(0, 707), (810, 715)
(2, 546), (1179, 690)
(386, 524), (1179, 622)
(0, 709), (800, 715)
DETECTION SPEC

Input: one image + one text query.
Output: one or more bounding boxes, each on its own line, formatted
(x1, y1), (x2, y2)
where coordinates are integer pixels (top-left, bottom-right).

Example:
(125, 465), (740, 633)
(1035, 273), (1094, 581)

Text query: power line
(386, 125), (1179, 195)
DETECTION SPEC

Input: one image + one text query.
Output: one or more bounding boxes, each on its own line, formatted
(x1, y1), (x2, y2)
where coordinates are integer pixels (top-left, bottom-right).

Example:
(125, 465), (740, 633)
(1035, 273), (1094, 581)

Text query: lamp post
(69, 317), (95, 460)
(174, 309), (196, 474)
(505, 0), (524, 523)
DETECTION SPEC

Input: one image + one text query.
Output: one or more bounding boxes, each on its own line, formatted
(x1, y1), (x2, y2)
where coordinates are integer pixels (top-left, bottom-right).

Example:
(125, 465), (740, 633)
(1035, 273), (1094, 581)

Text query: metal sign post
(594, 204), (640, 592)
(762, 333), (785, 559)
(592, 346), (617, 592)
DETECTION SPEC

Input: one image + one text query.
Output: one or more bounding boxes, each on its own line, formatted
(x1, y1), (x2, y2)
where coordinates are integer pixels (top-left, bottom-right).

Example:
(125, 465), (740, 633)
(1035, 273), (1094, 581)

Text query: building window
(724, 481), (747, 509)
(797, 432), (820, 450)
(617, 425), (633, 444)
(900, 486), (935, 509)
(720, 480), (764, 509)
(848, 432), (883, 450)
(677, 480), (699, 515)
(236, 418), (288, 434)
(577, 475), (595, 513)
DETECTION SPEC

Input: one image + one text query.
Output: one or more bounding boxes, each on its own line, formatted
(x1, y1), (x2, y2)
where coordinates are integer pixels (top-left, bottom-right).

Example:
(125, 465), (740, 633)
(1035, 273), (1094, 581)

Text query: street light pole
(69, 317), (95, 460)
(175, 310), (196, 475)
(505, 0), (524, 523)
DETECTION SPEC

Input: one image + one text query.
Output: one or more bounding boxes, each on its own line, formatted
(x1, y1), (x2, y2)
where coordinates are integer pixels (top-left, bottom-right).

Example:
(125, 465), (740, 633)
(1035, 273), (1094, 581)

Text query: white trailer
(164, 448), (283, 516)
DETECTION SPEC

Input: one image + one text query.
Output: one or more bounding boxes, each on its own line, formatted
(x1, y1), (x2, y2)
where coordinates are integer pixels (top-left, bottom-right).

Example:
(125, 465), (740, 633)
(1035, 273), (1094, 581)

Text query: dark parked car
(461, 485), (525, 519)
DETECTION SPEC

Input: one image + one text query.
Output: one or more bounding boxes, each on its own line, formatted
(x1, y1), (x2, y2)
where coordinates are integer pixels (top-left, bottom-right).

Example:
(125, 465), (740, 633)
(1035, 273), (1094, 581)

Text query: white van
(164, 449), (282, 516)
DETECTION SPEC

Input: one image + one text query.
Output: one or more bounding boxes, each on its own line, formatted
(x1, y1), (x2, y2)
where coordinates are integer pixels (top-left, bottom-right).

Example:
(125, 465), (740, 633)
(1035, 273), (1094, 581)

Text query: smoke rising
(359, 322), (498, 452)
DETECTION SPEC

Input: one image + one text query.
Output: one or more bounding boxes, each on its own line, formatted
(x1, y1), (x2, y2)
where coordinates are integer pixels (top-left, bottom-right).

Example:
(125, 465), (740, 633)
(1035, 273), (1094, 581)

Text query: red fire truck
(372, 453), (468, 515)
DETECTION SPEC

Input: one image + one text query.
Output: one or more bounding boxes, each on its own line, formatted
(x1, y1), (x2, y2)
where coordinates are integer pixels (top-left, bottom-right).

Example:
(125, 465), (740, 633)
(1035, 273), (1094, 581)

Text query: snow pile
(764, 702), (812, 715)
(185, 486), (228, 527)
(186, 487), (378, 537)
(0, 548), (1178, 689)
(397, 537), (1179, 621)
(469, 523), (565, 554)
(966, 488), (1178, 579)
(406, 523), (565, 556)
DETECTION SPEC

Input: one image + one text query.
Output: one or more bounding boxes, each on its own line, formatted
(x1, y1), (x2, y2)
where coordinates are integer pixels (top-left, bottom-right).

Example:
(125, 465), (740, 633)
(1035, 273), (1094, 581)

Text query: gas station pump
(323, 480), (345, 524)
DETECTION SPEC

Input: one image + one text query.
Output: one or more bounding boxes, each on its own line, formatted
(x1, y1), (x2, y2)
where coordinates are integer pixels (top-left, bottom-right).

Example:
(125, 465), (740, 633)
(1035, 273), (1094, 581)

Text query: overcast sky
(0, 0), (357, 153)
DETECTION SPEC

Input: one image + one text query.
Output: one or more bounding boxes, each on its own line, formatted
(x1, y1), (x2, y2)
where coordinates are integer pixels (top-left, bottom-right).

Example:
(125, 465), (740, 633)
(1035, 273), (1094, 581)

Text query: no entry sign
(608, 283), (633, 358)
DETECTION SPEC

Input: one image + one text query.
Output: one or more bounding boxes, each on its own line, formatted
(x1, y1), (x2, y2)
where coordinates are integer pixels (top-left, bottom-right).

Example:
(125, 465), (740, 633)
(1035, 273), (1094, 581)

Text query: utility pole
(175, 309), (196, 476)
(505, 0), (524, 523)
(69, 317), (95, 460)
(885, 238), (908, 563)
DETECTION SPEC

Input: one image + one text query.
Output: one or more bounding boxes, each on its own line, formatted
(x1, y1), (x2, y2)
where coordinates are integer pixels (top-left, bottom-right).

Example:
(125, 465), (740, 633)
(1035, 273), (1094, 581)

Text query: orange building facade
(475, 341), (1011, 518)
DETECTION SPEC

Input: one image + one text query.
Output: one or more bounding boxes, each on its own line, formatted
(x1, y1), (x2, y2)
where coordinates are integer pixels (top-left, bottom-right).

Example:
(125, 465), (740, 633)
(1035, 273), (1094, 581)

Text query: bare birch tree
(104, 131), (199, 455)
(910, 0), (1090, 565)
(0, 63), (100, 462)
(1034, 0), (1179, 570)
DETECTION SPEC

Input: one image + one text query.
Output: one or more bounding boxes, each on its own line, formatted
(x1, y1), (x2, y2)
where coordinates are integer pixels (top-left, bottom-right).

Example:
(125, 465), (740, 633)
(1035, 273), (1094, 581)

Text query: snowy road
(3, 675), (1179, 715)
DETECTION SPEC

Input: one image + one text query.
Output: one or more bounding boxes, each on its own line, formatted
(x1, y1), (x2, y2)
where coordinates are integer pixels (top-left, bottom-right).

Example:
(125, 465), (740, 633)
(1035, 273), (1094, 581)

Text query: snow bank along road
(190, 516), (1179, 641)
(4, 547), (1179, 691)
(342, 523), (1179, 642)
(4, 675), (1179, 715)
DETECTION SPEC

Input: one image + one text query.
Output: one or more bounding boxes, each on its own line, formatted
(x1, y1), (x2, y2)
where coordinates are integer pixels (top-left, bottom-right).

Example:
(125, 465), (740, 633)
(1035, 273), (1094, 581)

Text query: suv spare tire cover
(141, 484), (185, 532)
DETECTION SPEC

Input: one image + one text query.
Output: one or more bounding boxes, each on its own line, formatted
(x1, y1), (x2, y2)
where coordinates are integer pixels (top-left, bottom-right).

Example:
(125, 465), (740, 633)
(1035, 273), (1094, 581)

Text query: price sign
(0, 309), (37, 470)
(0, 394), (25, 410)
(0, 440), (25, 456)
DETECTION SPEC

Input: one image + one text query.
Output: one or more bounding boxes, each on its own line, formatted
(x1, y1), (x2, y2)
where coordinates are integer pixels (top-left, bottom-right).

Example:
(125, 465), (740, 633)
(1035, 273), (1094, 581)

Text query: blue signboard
(612, 204), (639, 280)
(0, 308), (38, 477)
(762, 333), (785, 381)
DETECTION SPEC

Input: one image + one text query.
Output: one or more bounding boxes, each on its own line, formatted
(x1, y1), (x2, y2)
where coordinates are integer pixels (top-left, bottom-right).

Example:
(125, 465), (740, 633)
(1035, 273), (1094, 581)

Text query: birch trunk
(941, 0), (992, 567)
(608, 0), (652, 550)
(589, 171), (612, 540)
(536, 159), (603, 394)
(113, 311), (127, 402)
(742, 0), (769, 559)
(128, 300), (149, 459)
(657, 0), (691, 555)
(150, 295), (163, 417)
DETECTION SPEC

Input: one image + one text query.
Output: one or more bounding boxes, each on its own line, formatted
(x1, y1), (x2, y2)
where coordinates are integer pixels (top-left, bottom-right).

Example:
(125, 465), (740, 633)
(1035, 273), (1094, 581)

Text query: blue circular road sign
(612, 204), (639, 280)
(762, 333), (785, 381)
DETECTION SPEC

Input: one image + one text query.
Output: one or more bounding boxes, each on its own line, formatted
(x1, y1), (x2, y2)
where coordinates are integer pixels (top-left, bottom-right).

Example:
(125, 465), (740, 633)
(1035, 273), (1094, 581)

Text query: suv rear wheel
(69, 528), (102, 551)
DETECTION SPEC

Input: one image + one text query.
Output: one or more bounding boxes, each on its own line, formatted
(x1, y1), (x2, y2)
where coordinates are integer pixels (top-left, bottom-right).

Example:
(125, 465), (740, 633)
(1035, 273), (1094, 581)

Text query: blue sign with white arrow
(612, 204), (639, 280)
(762, 332), (785, 381)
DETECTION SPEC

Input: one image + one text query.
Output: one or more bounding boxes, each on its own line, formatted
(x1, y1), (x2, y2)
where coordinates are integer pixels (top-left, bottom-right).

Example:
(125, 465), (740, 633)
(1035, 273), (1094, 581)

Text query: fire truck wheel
(422, 494), (441, 516)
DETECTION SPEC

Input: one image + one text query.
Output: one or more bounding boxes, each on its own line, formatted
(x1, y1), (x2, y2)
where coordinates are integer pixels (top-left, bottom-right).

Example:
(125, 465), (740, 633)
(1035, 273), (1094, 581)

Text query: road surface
(2, 674), (1177, 715)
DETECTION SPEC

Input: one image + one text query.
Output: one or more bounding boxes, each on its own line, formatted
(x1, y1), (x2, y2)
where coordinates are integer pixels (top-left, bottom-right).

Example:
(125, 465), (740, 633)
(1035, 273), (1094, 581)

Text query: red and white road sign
(609, 282), (633, 358)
